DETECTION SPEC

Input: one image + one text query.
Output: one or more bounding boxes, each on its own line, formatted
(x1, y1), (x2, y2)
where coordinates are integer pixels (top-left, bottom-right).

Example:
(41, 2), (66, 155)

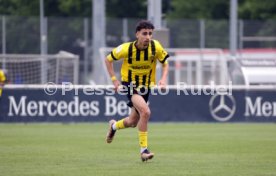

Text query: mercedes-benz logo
(209, 93), (236, 122)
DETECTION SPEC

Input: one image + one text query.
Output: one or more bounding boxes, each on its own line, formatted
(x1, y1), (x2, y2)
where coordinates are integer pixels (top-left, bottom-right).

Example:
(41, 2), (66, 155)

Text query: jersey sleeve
(155, 40), (169, 65)
(106, 43), (129, 62)
(0, 70), (6, 82)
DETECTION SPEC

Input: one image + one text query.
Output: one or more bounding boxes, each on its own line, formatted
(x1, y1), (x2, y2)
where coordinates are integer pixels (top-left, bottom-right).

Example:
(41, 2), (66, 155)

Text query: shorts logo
(209, 93), (236, 122)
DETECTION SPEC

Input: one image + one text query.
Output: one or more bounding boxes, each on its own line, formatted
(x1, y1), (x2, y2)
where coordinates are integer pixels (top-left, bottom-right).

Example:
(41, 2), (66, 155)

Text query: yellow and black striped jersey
(0, 69), (7, 96)
(0, 70), (6, 83)
(107, 40), (169, 87)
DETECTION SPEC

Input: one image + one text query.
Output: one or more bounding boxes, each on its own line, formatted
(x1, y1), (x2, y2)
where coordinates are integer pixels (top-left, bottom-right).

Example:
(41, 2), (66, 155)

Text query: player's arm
(105, 57), (120, 91)
(154, 41), (169, 88)
(105, 44), (127, 91)
(159, 61), (169, 88)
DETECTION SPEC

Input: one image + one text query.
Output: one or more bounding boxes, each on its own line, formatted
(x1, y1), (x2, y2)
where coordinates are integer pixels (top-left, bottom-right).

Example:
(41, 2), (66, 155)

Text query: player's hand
(113, 80), (121, 92)
(158, 79), (167, 89)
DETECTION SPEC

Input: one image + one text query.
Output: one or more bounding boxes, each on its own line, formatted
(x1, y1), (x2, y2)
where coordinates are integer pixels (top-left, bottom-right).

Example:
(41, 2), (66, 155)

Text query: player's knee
(140, 107), (151, 119)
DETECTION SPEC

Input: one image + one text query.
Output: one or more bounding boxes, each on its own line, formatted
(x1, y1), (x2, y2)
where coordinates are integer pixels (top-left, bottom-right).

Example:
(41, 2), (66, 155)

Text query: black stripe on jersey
(128, 70), (132, 82)
(160, 54), (170, 64)
(144, 48), (148, 61)
(135, 75), (139, 88)
(128, 42), (133, 64)
(142, 75), (147, 86)
(147, 69), (152, 87)
(110, 51), (118, 60)
(136, 49), (141, 61)
(151, 40), (156, 56)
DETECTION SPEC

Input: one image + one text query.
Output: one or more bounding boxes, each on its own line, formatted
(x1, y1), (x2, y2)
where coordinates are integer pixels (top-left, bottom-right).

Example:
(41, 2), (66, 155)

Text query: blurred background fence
(1, 16), (276, 84)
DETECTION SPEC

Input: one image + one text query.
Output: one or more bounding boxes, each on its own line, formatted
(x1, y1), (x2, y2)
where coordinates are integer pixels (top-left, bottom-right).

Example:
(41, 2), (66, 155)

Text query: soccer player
(0, 69), (8, 97)
(105, 20), (169, 161)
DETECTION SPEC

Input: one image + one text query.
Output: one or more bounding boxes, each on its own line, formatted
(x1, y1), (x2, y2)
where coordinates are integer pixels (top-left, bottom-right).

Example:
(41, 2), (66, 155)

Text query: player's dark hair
(135, 20), (155, 32)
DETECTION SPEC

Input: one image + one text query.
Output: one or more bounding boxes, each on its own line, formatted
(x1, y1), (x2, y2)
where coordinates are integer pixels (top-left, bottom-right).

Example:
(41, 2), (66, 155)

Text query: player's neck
(135, 41), (147, 50)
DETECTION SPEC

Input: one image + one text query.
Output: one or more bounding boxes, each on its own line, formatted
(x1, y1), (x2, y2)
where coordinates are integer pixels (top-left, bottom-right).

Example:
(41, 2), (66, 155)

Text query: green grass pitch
(0, 123), (276, 176)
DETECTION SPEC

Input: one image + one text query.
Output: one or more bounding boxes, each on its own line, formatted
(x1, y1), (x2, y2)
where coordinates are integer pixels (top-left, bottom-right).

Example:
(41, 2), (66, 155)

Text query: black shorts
(121, 82), (150, 108)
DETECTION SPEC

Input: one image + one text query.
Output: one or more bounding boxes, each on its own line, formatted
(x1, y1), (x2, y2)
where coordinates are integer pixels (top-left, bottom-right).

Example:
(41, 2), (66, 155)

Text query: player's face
(136, 28), (153, 49)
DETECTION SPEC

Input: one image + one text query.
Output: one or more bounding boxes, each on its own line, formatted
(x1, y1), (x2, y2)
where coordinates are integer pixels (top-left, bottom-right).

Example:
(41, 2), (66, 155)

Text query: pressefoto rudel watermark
(43, 81), (233, 96)
(176, 81), (232, 95)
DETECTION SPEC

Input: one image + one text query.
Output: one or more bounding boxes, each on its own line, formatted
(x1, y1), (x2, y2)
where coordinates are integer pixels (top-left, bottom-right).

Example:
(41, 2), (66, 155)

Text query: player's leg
(121, 108), (140, 128)
(106, 107), (139, 143)
(112, 107), (140, 130)
(131, 94), (154, 161)
(132, 94), (150, 131)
